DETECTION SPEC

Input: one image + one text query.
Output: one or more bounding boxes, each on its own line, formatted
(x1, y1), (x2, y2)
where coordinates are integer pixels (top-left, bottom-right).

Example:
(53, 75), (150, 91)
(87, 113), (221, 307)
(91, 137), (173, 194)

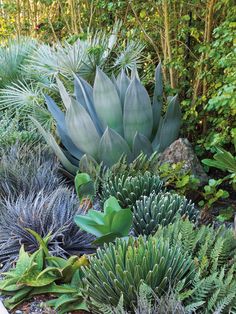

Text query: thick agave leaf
(98, 127), (131, 167)
(152, 116), (163, 151)
(133, 132), (153, 158)
(158, 95), (181, 152)
(74, 74), (103, 135)
(116, 69), (130, 109)
(30, 117), (78, 174)
(56, 77), (71, 110)
(152, 62), (163, 136)
(93, 68), (123, 135)
(123, 77), (153, 146)
(45, 95), (83, 160)
(66, 98), (100, 159)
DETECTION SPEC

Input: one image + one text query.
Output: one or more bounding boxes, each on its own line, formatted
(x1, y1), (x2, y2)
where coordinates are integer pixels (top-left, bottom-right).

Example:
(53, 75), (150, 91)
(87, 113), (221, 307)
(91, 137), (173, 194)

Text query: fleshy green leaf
(116, 69), (130, 109)
(158, 95), (181, 152)
(152, 62), (163, 135)
(123, 77), (153, 146)
(132, 132), (153, 158)
(98, 127), (131, 167)
(65, 98), (100, 159)
(30, 116), (78, 174)
(93, 68), (123, 135)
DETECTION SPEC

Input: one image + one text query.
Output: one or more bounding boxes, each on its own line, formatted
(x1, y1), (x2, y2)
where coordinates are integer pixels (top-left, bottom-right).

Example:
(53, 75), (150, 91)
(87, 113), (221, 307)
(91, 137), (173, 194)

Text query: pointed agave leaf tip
(93, 68), (123, 135)
(123, 76), (153, 146)
(98, 127), (131, 167)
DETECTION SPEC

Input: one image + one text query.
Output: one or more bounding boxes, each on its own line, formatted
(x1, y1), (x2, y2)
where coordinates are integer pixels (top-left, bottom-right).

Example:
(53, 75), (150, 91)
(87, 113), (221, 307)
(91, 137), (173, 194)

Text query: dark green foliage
(0, 187), (95, 269)
(101, 171), (164, 208)
(133, 191), (198, 236)
(81, 236), (195, 311)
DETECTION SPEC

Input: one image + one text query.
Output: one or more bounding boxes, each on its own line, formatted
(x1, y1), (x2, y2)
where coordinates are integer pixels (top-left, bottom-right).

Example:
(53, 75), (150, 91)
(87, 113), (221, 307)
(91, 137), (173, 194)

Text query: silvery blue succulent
(33, 63), (181, 174)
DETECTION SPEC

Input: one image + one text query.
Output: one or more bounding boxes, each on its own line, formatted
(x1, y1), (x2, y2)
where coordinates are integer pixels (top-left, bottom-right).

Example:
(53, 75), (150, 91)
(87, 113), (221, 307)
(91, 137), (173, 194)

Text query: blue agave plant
(33, 63), (181, 174)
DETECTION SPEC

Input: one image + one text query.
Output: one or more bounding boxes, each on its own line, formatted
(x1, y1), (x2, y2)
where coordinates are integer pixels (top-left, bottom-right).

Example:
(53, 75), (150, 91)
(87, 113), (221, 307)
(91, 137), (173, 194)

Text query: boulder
(159, 138), (208, 185)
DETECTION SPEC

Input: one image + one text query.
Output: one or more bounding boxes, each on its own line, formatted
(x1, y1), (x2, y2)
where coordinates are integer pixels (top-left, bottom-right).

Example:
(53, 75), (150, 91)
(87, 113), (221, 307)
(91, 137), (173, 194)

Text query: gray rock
(159, 138), (208, 185)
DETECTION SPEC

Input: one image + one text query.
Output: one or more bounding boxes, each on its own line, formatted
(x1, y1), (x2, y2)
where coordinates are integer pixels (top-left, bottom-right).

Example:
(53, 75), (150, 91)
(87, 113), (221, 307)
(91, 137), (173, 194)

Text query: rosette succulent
(33, 63), (181, 174)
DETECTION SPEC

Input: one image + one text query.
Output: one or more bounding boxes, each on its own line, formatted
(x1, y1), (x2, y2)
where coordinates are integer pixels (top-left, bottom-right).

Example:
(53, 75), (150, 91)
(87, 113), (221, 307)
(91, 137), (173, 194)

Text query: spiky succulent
(92, 283), (187, 314)
(101, 171), (164, 208)
(0, 187), (95, 269)
(133, 191), (198, 236)
(0, 143), (63, 200)
(34, 63), (181, 174)
(81, 236), (195, 311)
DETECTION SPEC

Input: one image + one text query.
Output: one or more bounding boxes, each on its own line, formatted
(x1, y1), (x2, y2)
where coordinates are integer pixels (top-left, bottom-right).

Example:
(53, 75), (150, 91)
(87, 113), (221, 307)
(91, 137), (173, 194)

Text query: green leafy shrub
(202, 147), (236, 189)
(0, 232), (88, 313)
(101, 171), (164, 208)
(133, 191), (198, 236)
(81, 236), (195, 311)
(34, 63), (182, 174)
(75, 196), (133, 244)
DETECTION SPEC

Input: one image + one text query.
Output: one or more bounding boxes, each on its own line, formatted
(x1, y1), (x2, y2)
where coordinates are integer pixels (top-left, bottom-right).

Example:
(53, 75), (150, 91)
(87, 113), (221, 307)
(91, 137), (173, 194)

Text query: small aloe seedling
(74, 196), (133, 244)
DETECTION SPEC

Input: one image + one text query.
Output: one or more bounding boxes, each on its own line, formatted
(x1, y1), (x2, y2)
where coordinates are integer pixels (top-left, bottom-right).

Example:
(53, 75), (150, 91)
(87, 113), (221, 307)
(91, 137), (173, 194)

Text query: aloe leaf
(98, 127), (131, 167)
(133, 132), (153, 158)
(116, 69), (130, 109)
(56, 77), (71, 110)
(74, 74), (103, 135)
(45, 95), (83, 160)
(65, 98), (100, 159)
(152, 62), (163, 135)
(123, 77), (153, 146)
(158, 95), (181, 152)
(30, 117), (78, 174)
(93, 68), (123, 135)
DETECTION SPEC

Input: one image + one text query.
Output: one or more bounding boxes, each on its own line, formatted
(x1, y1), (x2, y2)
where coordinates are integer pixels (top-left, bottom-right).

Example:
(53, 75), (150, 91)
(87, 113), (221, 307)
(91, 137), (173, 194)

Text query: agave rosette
(33, 63), (181, 174)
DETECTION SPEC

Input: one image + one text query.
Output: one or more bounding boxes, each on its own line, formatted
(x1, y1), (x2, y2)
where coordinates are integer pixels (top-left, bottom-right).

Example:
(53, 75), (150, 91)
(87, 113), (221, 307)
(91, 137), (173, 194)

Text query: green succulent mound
(34, 63), (181, 174)
(101, 171), (164, 208)
(81, 236), (195, 311)
(133, 191), (198, 236)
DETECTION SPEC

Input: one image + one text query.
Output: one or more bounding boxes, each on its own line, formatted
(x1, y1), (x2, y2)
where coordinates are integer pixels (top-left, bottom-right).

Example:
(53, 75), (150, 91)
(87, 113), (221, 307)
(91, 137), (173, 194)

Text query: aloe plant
(34, 63), (181, 174)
